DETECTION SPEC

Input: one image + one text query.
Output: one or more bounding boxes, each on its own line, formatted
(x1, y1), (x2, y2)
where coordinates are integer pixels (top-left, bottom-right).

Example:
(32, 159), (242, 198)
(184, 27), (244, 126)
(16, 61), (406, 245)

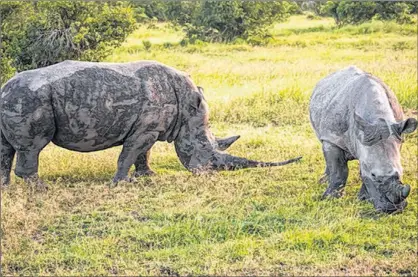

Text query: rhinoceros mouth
(375, 200), (408, 214)
(375, 184), (409, 213)
(362, 176), (410, 213)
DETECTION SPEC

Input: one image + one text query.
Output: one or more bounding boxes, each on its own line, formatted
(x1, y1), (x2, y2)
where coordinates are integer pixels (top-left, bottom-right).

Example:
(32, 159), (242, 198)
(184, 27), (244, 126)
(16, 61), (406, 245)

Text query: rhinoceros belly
(51, 101), (140, 152)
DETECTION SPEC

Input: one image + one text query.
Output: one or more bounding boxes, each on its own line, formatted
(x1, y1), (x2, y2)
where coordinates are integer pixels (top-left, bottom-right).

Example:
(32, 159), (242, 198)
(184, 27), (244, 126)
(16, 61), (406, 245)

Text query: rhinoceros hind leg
(0, 132), (16, 187)
(321, 141), (349, 199)
(133, 149), (155, 177)
(15, 150), (48, 191)
(113, 132), (158, 183)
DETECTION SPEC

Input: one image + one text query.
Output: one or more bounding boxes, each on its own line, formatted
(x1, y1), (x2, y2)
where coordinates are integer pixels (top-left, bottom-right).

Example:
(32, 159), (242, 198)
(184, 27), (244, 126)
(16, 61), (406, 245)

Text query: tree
(321, 1), (415, 26)
(1, 1), (136, 85)
(171, 0), (291, 43)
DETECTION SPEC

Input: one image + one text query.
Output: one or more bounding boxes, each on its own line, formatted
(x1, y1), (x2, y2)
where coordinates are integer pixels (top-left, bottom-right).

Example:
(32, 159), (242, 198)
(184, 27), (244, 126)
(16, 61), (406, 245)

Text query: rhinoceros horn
(209, 153), (303, 170)
(175, 131), (302, 172)
(174, 86), (302, 172)
(215, 135), (240, 151)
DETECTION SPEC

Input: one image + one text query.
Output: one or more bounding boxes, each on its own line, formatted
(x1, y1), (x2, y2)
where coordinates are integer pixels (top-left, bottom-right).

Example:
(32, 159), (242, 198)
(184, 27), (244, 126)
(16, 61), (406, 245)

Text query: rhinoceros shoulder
(364, 73), (403, 121)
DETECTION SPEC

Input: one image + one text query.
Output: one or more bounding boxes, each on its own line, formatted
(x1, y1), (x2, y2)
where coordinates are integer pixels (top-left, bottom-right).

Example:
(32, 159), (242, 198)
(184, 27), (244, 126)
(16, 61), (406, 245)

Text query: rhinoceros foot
(321, 184), (345, 199)
(318, 173), (328, 184)
(0, 176), (10, 188)
(112, 175), (137, 185)
(133, 169), (156, 177)
(25, 174), (49, 193)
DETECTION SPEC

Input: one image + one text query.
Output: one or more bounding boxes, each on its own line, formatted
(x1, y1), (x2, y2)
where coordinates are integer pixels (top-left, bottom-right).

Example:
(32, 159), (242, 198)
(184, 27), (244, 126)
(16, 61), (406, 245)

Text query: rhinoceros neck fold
(164, 83), (182, 143)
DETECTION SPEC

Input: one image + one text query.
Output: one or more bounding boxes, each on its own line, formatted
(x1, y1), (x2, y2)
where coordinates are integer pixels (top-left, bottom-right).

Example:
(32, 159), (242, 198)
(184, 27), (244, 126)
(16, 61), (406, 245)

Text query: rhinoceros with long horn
(0, 60), (301, 187)
(310, 66), (417, 213)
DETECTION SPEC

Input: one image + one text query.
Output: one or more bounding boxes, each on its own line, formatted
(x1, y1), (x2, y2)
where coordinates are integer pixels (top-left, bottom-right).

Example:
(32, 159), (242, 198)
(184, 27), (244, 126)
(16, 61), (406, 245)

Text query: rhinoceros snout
(377, 182), (410, 213)
(375, 200), (408, 214)
(363, 175), (411, 213)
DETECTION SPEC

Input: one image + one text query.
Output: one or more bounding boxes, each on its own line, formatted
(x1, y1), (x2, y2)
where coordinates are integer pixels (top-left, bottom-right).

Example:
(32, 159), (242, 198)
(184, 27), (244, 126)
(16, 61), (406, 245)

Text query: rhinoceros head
(354, 113), (417, 213)
(174, 87), (301, 172)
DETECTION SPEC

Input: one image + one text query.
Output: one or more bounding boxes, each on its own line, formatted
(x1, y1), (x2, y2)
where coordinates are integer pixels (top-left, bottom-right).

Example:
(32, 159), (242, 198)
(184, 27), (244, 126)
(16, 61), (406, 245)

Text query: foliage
(170, 1), (291, 43)
(129, 0), (201, 24)
(0, 53), (15, 85)
(142, 40), (152, 51)
(321, 1), (415, 26)
(0, 1), (136, 85)
(0, 1), (32, 83)
(130, 0), (167, 22)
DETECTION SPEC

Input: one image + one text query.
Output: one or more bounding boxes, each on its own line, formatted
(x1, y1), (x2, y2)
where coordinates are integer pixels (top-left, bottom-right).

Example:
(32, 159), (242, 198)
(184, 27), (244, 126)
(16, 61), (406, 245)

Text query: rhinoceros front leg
(318, 166), (329, 184)
(133, 149), (155, 177)
(113, 132), (159, 183)
(321, 141), (349, 199)
(357, 168), (371, 201)
(358, 183), (371, 201)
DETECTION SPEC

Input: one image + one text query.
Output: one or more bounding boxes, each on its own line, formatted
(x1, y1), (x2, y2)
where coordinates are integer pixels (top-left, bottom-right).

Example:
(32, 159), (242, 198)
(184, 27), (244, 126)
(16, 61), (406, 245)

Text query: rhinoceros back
(310, 66), (364, 150)
(310, 66), (403, 155)
(1, 60), (185, 152)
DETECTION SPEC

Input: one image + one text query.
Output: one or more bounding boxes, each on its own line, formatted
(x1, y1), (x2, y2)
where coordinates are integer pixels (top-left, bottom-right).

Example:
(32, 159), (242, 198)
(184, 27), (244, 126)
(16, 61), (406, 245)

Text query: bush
(322, 1), (415, 26)
(142, 40), (152, 51)
(0, 0), (136, 83)
(163, 42), (174, 49)
(172, 1), (291, 43)
(305, 12), (319, 20)
(0, 53), (15, 85)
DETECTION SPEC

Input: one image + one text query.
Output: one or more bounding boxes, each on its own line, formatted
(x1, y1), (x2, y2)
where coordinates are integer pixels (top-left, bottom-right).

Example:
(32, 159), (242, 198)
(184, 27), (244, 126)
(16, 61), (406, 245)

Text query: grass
(2, 15), (417, 276)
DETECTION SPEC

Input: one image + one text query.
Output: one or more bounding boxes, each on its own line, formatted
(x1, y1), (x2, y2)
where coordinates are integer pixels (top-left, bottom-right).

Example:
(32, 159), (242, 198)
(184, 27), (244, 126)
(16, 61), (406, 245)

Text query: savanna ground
(1, 15), (417, 276)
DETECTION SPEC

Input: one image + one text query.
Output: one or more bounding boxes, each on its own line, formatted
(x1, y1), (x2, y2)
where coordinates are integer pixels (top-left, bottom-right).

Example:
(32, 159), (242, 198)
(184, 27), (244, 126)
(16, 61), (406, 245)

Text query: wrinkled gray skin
(310, 66), (417, 213)
(0, 60), (301, 187)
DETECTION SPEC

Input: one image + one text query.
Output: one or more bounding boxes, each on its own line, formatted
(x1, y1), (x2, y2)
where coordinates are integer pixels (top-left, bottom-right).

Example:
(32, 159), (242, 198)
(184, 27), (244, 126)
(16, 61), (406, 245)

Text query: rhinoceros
(310, 66), (417, 213)
(0, 60), (301, 187)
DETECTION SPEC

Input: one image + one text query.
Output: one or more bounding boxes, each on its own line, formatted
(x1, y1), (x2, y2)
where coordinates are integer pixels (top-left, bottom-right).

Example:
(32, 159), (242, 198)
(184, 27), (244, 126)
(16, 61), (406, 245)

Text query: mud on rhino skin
(0, 60), (302, 187)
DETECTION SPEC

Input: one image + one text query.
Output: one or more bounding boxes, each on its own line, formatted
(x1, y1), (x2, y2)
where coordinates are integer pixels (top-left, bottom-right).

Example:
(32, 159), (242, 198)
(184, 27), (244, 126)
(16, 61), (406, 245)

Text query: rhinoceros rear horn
(211, 153), (302, 170)
(215, 135), (240, 151)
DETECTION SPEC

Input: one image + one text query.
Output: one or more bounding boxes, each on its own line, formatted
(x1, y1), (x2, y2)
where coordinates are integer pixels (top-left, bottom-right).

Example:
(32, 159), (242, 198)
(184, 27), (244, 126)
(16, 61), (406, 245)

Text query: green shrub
(0, 0), (136, 80)
(305, 12), (319, 20)
(0, 53), (15, 85)
(172, 1), (291, 43)
(322, 1), (414, 26)
(142, 40), (152, 51)
(180, 38), (189, 47)
(163, 42), (174, 49)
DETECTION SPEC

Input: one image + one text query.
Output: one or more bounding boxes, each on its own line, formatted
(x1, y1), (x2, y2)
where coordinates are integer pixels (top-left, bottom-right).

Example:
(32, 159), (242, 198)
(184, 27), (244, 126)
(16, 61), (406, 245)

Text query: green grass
(2, 15), (417, 276)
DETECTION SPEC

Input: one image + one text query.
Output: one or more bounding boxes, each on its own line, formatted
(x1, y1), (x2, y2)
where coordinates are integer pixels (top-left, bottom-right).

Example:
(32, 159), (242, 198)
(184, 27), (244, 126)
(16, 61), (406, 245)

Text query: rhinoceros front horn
(215, 135), (240, 151)
(211, 152), (302, 170)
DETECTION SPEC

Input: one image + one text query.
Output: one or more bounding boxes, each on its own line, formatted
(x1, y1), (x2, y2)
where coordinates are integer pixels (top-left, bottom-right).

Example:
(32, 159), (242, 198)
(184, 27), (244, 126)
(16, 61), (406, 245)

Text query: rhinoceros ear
(189, 90), (204, 110)
(354, 113), (370, 131)
(396, 118), (417, 134)
(197, 86), (205, 95)
(354, 113), (390, 145)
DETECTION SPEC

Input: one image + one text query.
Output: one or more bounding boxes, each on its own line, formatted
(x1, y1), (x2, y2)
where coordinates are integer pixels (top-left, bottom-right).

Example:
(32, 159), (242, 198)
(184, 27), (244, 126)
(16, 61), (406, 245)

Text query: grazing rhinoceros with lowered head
(0, 60), (301, 187)
(310, 66), (417, 213)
